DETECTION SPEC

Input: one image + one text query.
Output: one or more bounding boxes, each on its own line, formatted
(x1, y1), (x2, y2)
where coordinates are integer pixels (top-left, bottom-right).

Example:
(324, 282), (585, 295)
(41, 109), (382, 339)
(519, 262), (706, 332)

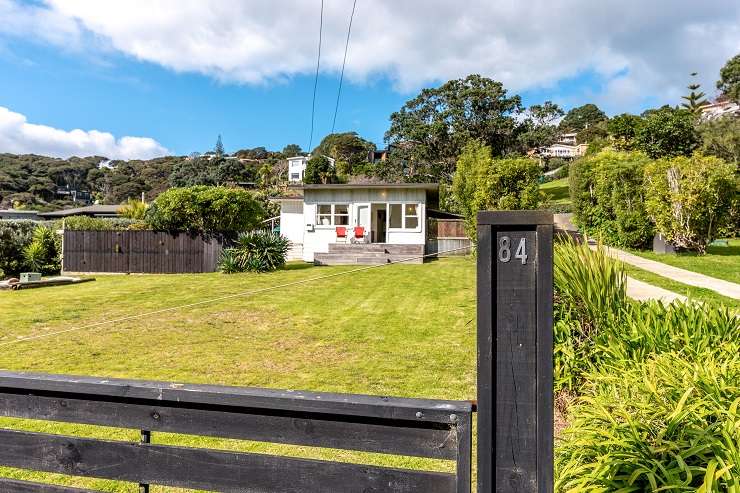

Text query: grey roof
(39, 204), (122, 218)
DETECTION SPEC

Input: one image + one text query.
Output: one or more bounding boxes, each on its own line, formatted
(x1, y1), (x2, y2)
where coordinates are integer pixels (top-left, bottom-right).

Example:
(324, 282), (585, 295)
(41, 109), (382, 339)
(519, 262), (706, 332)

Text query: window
(316, 204), (349, 226)
(388, 203), (420, 230)
(290, 173), (300, 181)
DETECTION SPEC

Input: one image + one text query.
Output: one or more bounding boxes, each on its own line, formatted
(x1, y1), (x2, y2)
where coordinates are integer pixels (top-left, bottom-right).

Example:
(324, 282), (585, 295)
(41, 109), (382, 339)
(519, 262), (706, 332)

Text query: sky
(0, 0), (738, 160)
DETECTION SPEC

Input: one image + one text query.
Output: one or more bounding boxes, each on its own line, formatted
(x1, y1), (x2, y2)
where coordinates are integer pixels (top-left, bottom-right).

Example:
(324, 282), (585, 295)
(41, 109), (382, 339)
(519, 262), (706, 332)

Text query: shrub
(644, 154), (737, 253)
(118, 199), (148, 219)
(59, 216), (146, 231)
(219, 231), (290, 273)
(570, 150), (653, 248)
(635, 107), (700, 158)
(145, 186), (264, 235)
(452, 141), (540, 239)
(0, 220), (37, 277)
(557, 350), (740, 491)
(23, 226), (61, 275)
(304, 155), (337, 184)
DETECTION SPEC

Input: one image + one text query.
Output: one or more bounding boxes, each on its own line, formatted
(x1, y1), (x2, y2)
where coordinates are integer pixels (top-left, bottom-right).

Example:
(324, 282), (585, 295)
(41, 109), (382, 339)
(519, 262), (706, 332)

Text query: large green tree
(698, 116), (740, 166)
(516, 101), (565, 151)
(384, 74), (522, 182)
(634, 107), (699, 158)
(559, 104), (608, 134)
(312, 132), (375, 176)
(717, 53), (740, 103)
(607, 113), (643, 150)
(303, 155), (337, 184)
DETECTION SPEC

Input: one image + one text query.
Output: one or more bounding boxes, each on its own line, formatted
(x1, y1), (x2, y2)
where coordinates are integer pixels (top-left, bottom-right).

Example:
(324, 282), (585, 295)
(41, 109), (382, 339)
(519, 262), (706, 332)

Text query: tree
(634, 107), (699, 158)
(607, 113), (643, 150)
(303, 155), (336, 184)
(118, 198), (148, 219)
(281, 144), (303, 157)
(644, 155), (736, 253)
(698, 116), (740, 166)
(385, 74), (522, 182)
(214, 135), (225, 158)
(169, 154), (216, 187)
(452, 141), (540, 239)
(516, 101), (565, 151)
(145, 186), (264, 235)
(559, 104), (608, 133)
(680, 72), (708, 114)
(312, 132), (375, 176)
(717, 53), (740, 103)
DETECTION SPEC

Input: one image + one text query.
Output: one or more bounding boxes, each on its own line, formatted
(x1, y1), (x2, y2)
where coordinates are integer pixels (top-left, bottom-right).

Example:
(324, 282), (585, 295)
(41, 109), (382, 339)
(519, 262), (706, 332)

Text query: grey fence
(63, 230), (223, 274)
(0, 371), (473, 492)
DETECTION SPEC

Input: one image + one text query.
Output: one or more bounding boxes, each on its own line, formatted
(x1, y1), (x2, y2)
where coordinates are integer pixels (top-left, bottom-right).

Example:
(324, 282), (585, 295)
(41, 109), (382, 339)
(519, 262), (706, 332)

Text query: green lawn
(0, 258), (477, 491)
(540, 177), (571, 207)
(629, 239), (740, 284)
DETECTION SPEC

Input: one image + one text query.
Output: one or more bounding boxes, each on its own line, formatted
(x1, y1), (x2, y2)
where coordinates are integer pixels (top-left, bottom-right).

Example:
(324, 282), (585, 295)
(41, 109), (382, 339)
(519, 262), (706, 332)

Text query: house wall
(300, 188), (428, 262)
(279, 200), (304, 260)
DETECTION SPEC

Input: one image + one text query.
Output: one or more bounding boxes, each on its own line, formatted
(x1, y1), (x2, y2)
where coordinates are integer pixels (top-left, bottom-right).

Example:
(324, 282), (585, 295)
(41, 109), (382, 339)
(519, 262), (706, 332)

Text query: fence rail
(0, 371), (472, 492)
(62, 230), (222, 274)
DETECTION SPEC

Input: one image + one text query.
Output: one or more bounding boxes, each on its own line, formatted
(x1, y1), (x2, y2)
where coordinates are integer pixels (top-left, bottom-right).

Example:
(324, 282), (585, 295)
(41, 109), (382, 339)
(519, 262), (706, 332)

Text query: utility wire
(0, 246), (471, 349)
(308, 0), (324, 153)
(331, 0), (358, 134)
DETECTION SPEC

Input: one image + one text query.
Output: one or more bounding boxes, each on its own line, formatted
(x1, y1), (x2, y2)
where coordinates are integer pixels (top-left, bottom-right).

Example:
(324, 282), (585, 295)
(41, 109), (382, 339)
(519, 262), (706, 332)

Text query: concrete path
(604, 246), (740, 300)
(625, 276), (687, 304)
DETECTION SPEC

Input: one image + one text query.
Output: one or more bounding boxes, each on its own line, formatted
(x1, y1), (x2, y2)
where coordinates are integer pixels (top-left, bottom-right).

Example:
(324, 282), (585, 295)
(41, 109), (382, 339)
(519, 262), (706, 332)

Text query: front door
(376, 209), (387, 243)
(356, 205), (370, 240)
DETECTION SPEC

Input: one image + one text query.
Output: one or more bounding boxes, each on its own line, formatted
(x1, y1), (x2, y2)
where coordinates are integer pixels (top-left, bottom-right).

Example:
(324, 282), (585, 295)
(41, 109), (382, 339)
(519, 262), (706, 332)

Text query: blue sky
(0, 0), (738, 159)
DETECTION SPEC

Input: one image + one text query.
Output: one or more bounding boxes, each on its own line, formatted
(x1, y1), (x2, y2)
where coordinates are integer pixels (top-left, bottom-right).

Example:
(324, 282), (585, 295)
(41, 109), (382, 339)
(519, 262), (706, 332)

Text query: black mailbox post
(476, 211), (554, 493)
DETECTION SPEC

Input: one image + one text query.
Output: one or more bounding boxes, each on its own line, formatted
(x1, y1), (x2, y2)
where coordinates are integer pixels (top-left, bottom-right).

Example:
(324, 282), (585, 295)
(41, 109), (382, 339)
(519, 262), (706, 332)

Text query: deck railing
(0, 371), (472, 492)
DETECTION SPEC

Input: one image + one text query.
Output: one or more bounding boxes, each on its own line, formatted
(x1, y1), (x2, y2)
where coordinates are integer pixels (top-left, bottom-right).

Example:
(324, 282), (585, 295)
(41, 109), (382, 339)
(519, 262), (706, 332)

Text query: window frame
(315, 203), (350, 227)
(386, 201), (422, 232)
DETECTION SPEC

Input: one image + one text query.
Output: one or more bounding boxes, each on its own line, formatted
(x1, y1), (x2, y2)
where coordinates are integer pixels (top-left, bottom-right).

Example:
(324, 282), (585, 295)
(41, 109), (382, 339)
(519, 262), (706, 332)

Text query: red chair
(335, 226), (347, 243)
(353, 226), (365, 242)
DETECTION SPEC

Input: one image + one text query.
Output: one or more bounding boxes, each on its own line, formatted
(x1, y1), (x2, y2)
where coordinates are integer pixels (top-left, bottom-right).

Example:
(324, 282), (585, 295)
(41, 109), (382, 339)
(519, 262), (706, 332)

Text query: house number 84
(498, 236), (527, 264)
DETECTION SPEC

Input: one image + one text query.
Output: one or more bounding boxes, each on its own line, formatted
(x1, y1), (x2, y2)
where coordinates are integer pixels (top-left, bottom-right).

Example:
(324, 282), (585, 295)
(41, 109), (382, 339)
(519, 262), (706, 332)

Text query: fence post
(476, 211), (553, 493)
(139, 429), (151, 493)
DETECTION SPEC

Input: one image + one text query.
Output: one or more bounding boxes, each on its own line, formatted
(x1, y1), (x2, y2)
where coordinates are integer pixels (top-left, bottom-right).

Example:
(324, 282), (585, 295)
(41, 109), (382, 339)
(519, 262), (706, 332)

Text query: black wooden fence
(63, 231), (223, 274)
(0, 371), (473, 492)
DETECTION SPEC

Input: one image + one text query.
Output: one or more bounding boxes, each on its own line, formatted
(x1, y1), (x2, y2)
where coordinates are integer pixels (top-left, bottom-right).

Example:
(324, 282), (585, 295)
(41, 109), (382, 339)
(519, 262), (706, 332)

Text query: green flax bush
(219, 231), (290, 273)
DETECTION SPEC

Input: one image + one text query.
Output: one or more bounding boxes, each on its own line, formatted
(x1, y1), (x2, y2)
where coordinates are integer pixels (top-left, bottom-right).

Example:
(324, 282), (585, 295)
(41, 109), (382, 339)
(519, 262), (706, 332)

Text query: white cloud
(2, 0), (740, 113)
(0, 107), (169, 159)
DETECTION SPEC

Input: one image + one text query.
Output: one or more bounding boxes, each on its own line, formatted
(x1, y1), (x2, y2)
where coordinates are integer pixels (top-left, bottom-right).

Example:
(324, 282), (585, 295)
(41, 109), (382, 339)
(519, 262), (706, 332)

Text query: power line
(331, 0), (358, 135)
(308, 0), (324, 153)
(0, 246), (471, 349)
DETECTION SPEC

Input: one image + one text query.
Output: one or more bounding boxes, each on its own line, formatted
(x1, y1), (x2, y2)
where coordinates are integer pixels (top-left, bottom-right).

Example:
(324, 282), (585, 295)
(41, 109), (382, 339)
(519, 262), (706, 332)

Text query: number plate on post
(477, 211), (553, 493)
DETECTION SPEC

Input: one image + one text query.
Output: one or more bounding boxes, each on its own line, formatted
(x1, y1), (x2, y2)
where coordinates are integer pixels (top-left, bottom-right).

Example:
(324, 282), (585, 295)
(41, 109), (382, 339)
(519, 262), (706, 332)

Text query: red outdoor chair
(353, 226), (366, 243)
(335, 226), (347, 243)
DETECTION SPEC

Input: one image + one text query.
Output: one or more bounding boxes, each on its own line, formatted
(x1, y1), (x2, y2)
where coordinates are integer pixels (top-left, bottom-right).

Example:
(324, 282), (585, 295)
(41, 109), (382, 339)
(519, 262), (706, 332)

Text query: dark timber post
(477, 211), (553, 493)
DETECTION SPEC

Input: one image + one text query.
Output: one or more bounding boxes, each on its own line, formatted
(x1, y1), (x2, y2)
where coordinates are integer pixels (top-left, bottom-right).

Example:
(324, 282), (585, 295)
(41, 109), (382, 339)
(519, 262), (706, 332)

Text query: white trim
(386, 201), (423, 233)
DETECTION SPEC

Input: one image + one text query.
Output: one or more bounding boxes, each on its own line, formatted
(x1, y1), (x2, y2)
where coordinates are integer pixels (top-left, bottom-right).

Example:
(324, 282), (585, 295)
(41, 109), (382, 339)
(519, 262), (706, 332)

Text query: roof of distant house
(38, 204), (122, 218)
(294, 183), (438, 191)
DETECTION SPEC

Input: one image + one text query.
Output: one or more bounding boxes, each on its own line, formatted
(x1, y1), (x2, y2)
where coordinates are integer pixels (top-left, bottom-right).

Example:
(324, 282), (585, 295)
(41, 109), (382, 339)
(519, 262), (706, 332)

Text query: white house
(287, 155), (336, 183)
(540, 143), (587, 159)
(274, 183), (437, 265)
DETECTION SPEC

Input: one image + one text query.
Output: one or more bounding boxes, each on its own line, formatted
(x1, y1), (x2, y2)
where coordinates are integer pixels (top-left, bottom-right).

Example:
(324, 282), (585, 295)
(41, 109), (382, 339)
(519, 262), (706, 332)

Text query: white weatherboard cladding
(279, 200), (304, 245)
(300, 188), (427, 262)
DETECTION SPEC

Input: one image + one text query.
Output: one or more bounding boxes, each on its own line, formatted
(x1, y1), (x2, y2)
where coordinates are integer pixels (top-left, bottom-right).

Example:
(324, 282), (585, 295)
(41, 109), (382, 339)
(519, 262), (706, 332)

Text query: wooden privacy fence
(0, 371), (473, 493)
(63, 230), (223, 274)
(426, 219), (472, 256)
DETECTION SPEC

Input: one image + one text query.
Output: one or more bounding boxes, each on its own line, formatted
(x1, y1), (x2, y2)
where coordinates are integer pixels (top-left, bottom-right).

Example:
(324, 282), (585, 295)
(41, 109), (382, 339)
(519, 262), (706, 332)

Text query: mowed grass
(540, 177), (570, 206)
(629, 239), (740, 284)
(0, 258), (477, 491)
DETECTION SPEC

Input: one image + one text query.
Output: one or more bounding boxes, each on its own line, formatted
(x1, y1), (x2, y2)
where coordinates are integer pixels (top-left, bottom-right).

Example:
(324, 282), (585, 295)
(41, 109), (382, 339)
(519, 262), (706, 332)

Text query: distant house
(368, 148), (390, 163)
(55, 186), (92, 204)
(273, 183), (437, 264)
(700, 96), (740, 120)
(287, 155), (336, 183)
(540, 143), (588, 159)
(558, 132), (578, 145)
(0, 209), (42, 221)
(39, 204), (122, 219)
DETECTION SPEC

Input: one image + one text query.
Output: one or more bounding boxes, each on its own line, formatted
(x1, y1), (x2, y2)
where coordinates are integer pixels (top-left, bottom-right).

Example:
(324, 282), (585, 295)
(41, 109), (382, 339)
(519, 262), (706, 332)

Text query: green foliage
(0, 220), (37, 276)
(385, 74), (523, 182)
(607, 113), (643, 150)
(559, 103), (608, 133)
(219, 231), (290, 273)
(118, 198), (148, 219)
(22, 226), (60, 275)
(59, 215), (145, 231)
(681, 72), (709, 114)
(717, 53), (740, 103)
(570, 150), (654, 248)
(635, 107), (699, 158)
(644, 154), (737, 253)
(145, 186), (264, 235)
(557, 350), (740, 492)
(281, 144), (303, 157)
(303, 155), (337, 184)
(452, 141), (540, 237)
(698, 116), (740, 166)
(516, 101), (564, 151)
(312, 133), (375, 176)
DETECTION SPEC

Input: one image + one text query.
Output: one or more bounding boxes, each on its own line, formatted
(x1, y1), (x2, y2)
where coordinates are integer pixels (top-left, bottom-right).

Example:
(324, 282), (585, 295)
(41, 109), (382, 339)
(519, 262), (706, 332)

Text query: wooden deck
(314, 243), (425, 265)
